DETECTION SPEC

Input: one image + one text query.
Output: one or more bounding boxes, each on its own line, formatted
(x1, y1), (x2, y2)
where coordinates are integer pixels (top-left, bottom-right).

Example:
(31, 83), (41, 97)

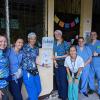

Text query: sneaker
(83, 92), (88, 97)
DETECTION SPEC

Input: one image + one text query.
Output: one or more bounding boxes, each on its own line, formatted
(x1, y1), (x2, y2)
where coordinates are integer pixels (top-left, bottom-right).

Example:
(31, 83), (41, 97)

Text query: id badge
(32, 62), (36, 68)
(72, 72), (74, 78)
(27, 72), (30, 78)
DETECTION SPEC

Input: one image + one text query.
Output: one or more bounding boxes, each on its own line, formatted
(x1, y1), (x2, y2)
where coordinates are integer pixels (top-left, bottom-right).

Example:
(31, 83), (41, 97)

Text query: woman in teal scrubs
(77, 37), (92, 97)
(64, 46), (84, 100)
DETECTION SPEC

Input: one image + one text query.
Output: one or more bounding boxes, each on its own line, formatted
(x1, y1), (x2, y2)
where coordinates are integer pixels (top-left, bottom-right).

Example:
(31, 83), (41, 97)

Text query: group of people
(53, 30), (100, 100)
(0, 32), (41, 100)
(0, 30), (100, 100)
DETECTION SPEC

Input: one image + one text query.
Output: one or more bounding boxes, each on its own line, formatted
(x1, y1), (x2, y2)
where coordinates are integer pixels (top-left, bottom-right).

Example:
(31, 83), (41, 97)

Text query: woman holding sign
(53, 30), (69, 100)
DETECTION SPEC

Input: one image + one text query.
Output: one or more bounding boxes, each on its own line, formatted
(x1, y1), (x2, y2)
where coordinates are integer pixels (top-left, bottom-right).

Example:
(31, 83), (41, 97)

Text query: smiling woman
(0, 34), (9, 100)
(6, 36), (24, 100)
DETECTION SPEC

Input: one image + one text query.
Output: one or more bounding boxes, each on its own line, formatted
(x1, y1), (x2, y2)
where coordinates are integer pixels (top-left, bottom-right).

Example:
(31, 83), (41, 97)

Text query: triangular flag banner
(64, 23), (70, 29)
(54, 15), (60, 24)
(75, 17), (79, 24)
(59, 21), (64, 28)
(70, 21), (75, 28)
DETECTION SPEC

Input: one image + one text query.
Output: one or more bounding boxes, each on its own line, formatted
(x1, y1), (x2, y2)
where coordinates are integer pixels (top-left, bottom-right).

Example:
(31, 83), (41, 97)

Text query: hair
(90, 30), (97, 35)
(69, 45), (77, 52)
(0, 34), (7, 39)
(12, 36), (24, 46)
(78, 37), (84, 41)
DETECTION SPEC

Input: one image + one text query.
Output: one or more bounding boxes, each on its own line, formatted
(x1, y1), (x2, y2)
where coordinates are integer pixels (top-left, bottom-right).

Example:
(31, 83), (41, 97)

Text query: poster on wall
(42, 37), (54, 49)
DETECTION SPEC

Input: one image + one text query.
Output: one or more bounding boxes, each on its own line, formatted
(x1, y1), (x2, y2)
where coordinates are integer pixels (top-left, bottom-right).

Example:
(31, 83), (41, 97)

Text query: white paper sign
(42, 37), (54, 48)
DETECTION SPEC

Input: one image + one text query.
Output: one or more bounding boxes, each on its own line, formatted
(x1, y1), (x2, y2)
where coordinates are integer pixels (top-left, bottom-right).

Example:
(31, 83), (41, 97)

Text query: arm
(0, 90), (4, 100)
(84, 56), (92, 67)
(76, 67), (83, 79)
(66, 67), (71, 78)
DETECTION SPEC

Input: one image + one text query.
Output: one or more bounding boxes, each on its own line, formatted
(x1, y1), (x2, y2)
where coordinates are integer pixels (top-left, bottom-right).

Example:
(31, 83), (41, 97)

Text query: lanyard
(70, 57), (76, 78)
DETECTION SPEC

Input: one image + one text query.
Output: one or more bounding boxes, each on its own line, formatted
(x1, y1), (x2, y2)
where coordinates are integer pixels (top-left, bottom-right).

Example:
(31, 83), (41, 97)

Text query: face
(28, 36), (36, 46)
(90, 32), (97, 40)
(54, 32), (62, 40)
(78, 38), (85, 47)
(69, 47), (77, 58)
(15, 39), (24, 50)
(0, 36), (7, 50)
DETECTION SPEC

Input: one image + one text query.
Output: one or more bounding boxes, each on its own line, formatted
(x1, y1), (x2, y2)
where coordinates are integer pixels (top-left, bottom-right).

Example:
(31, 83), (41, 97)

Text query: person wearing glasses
(76, 37), (92, 97)
(64, 46), (84, 100)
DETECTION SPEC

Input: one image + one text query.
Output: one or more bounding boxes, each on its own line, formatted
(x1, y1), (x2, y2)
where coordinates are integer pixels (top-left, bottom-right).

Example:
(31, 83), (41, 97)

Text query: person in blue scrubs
(88, 31), (100, 98)
(53, 30), (69, 100)
(21, 32), (41, 100)
(0, 35), (9, 100)
(7, 37), (24, 100)
(76, 37), (92, 97)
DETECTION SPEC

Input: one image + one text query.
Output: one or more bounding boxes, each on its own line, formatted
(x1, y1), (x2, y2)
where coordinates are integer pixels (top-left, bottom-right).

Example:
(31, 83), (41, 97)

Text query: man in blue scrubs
(77, 37), (92, 97)
(88, 31), (100, 98)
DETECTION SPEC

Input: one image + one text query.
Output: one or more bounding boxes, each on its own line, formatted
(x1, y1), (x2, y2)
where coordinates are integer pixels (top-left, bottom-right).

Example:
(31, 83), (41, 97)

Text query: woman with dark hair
(64, 45), (84, 100)
(53, 30), (69, 100)
(0, 34), (9, 100)
(7, 37), (24, 100)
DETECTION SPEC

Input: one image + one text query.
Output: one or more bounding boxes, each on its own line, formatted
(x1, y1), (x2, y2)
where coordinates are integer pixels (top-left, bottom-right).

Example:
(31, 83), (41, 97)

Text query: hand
(68, 77), (72, 83)
(75, 79), (79, 84)
(93, 52), (98, 56)
(0, 90), (4, 100)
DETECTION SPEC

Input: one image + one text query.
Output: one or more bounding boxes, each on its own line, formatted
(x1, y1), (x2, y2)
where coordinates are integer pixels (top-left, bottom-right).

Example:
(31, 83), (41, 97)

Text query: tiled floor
(43, 91), (100, 100)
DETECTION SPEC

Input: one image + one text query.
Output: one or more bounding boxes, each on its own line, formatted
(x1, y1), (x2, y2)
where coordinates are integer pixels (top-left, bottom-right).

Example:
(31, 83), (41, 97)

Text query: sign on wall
(0, 18), (19, 29)
(42, 37), (54, 49)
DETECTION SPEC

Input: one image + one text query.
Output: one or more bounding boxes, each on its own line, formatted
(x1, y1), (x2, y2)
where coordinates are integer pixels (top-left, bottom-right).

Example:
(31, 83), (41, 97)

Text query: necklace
(70, 56), (77, 78)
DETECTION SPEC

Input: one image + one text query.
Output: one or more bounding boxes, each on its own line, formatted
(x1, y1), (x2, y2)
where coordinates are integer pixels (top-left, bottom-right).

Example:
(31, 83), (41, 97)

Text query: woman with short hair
(21, 32), (41, 100)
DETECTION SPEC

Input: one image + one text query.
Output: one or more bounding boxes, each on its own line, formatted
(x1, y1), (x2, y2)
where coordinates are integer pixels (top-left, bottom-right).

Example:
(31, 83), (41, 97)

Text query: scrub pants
(93, 58), (100, 94)
(55, 65), (68, 100)
(9, 77), (23, 100)
(23, 70), (41, 100)
(88, 63), (96, 91)
(80, 66), (90, 93)
(68, 75), (81, 100)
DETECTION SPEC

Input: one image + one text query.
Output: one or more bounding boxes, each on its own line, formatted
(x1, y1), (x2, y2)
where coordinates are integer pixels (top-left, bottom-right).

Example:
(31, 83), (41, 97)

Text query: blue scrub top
(7, 48), (23, 75)
(53, 41), (69, 60)
(77, 45), (92, 67)
(21, 44), (39, 70)
(0, 49), (9, 88)
(88, 40), (100, 64)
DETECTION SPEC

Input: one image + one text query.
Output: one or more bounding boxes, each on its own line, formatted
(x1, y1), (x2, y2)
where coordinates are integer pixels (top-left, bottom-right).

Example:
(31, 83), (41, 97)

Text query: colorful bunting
(70, 21), (75, 28)
(75, 17), (79, 24)
(54, 15), (79, 29)
(64, 23), (70, 29)
(54, 15), (60, 23)
(59, 21), (64, 28)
